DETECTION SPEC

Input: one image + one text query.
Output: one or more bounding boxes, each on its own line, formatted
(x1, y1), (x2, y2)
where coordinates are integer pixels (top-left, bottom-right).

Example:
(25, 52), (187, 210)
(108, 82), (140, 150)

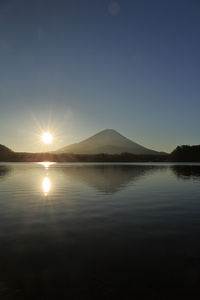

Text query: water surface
(0, 163), (200, 299)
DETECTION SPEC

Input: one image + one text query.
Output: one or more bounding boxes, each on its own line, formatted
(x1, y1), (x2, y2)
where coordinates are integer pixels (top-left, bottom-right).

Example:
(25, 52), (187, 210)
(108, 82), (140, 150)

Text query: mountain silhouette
(57, 129), (164, 155)
(0, 144), (13, 160)
(0, 144), (13, 153)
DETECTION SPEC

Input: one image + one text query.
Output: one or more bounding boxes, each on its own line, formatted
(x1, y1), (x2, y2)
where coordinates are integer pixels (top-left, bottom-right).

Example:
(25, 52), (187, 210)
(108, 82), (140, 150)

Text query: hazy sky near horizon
(0, 0), (200, 153)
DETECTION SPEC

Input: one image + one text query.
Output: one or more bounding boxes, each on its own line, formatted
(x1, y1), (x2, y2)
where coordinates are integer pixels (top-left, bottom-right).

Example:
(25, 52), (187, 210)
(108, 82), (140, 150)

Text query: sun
(42, 132), (53, 144)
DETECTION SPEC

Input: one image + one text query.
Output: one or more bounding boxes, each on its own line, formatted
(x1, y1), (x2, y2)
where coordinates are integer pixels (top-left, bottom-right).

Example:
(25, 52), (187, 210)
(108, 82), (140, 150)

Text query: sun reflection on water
(42, 177), (51, 196)
(38, 162), (55, 169)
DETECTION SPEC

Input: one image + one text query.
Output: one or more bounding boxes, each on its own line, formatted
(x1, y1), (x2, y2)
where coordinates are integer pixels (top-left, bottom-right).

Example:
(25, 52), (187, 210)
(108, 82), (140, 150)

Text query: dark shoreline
(0, 152), (168, 163)
(2, 144), (200, 162)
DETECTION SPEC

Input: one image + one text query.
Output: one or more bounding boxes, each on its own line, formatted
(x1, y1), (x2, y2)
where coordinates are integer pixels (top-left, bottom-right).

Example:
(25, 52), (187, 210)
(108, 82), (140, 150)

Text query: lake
(0, 163), (200, 299)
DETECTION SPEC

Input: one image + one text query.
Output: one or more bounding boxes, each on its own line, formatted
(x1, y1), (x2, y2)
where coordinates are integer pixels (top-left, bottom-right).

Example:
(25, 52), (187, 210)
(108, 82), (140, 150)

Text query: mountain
(0, 144), (12, 153)
(0, 144), (14, 160)
(57, 129), (165, 155)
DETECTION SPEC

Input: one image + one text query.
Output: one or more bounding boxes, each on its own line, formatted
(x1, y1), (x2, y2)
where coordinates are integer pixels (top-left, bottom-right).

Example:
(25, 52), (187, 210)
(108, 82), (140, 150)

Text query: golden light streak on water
(42, 177), (51, 195)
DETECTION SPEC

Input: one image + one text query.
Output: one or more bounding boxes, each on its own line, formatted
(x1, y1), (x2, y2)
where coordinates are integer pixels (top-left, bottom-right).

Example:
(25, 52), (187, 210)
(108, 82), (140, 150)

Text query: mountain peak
(83, 129), (129, 145)
(58, 129), (162, 155)
(101, 129), (118, 133)
(95, 129), (121, 136)
(91, 129), (124, 139)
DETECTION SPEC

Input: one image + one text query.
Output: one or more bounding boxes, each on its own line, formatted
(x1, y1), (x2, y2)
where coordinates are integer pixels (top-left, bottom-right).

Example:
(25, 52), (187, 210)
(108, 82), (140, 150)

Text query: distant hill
(169, 145), (200, 162)
(0, 144), (14, 160)
(0, 144), (13, 153)
(57, 129), (165, 155)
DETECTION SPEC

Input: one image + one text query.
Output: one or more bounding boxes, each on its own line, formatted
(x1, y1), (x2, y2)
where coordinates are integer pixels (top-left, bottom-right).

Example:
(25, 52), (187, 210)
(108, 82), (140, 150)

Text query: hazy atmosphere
(1, 0), (200, 152)
(1, 1), (200, 299)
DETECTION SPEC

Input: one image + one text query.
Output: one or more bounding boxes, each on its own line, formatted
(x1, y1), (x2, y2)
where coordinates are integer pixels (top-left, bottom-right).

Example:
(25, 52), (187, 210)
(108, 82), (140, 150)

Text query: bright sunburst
(42, 132), (53, 144)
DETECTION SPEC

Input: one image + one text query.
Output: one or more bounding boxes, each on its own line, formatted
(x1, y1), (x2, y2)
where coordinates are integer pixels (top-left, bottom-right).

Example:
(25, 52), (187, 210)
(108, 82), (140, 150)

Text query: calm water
(0, 163), (200, 299)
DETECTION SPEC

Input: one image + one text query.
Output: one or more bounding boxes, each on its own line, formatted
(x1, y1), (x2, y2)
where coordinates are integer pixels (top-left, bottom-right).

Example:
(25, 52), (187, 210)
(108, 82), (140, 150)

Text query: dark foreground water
(0, 163), (200, 299)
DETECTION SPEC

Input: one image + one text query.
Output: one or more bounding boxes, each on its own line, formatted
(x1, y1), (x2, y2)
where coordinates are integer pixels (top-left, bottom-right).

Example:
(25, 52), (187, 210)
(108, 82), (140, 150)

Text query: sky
(0, 0), (200, 153)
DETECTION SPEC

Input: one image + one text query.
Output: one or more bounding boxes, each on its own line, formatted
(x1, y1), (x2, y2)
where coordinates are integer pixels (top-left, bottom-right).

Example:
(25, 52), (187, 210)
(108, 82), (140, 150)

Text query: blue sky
(0, 0), (200, 152)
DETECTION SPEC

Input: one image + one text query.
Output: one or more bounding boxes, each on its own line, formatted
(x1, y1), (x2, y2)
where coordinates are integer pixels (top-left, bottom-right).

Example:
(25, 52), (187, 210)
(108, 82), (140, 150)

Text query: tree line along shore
(0, 144), (200, 162)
